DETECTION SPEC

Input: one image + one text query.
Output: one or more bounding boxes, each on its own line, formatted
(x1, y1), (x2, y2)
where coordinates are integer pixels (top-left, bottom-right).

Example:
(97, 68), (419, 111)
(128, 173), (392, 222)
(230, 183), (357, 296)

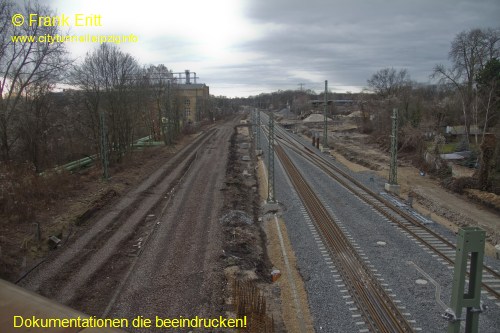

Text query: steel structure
(389, 108), (398, 185)
(267, 112), (276, 203)
(257, 110), (261, 151)
(323, 80), (328, 148)
(99, 112), (109, 179)
(446, 227), (486, 333)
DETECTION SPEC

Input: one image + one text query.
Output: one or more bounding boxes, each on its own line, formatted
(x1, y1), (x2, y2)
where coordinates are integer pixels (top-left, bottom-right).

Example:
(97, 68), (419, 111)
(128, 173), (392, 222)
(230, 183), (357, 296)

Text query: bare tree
(432, 27), (499, 147)
(141, 64), (175, 142)
(366, 67), (412, 137)
(70, 44), (140, 163)
(474, 58), (500, 189)
(476, 58), (500, 138)
(367, 67), (412, 99)
(17, 79), (55, 172)
(0, 0), (70, 161)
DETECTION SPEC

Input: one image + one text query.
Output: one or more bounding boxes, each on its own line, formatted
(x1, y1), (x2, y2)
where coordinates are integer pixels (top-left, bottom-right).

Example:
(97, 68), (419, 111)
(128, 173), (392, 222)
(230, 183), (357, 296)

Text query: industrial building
(176, 70), (210, 124)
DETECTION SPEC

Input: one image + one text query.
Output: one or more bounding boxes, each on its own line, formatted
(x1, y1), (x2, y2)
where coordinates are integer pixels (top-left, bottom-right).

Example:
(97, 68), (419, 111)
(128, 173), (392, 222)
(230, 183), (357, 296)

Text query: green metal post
(257, 110), (261, 151)
(99, 112), (109, 180)
(323, 80), (328, 148)
(267, 112), (275, 203)
(196, 87), (199, 123)
(166, 81), (174, 145)
(389, 108), (398, 185)
(252, 110), (256, 137)
(446, 227), (486, 333)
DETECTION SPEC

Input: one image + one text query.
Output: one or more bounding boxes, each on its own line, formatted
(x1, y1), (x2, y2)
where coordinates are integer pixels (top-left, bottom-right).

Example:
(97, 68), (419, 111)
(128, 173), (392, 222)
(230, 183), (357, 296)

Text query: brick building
(177, 83), (209, 124)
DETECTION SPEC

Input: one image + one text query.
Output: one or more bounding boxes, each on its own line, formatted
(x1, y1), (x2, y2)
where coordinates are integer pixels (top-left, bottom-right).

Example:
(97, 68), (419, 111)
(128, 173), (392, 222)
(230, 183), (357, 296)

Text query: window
(184, 98), (191, 118)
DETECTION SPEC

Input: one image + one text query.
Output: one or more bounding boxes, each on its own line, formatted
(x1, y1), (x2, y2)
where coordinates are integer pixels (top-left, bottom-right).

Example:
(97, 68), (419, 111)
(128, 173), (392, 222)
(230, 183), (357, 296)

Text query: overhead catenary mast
(322, 80), (329, 150)
(267, 112), (275, 203)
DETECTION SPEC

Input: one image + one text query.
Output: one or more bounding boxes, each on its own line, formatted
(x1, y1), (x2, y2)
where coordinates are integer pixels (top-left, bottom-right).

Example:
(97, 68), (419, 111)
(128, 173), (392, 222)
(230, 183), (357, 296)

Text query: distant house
(310, 99), (354, 107)
(445, 125), (482, 136)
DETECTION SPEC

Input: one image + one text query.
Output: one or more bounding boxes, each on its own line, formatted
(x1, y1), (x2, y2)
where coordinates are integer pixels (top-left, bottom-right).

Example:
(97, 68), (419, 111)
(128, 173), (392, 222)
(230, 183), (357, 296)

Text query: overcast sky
(41, 0), (500, 97)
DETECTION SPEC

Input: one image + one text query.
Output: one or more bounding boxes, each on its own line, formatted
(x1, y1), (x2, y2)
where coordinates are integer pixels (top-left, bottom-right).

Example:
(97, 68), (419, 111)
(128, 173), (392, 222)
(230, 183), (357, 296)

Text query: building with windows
(177, 83), (209, 123)
(176, 70), (209, 124)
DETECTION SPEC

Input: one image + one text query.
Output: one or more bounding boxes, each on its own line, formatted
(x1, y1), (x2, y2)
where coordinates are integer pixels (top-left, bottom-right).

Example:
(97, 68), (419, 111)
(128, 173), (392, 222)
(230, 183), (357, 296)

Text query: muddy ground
(220, 123), (285, 332)
(2, 116), (306, 333)
(0, 133), (201, 282)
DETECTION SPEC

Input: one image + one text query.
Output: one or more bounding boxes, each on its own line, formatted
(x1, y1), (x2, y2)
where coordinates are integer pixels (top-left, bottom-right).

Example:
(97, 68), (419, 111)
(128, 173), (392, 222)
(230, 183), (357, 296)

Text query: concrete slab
(384, 183), (401, 195)
(262, 202), (281, 214)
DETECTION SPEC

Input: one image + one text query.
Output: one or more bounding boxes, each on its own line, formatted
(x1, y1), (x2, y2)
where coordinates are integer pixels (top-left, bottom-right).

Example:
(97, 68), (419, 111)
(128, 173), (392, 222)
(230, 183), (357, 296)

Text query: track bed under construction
(18, 121), (234, 324)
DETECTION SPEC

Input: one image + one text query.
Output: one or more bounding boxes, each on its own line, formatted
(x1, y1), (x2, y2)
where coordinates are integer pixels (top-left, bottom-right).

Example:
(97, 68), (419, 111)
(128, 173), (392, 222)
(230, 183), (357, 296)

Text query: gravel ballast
(258, 118), (500, 333)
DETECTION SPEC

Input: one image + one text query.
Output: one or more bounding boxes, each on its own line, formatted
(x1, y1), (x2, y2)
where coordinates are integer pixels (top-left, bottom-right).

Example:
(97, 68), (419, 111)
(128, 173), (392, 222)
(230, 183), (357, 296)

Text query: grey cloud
(223, 0), (500, 95)
(41, 0), (499, 97)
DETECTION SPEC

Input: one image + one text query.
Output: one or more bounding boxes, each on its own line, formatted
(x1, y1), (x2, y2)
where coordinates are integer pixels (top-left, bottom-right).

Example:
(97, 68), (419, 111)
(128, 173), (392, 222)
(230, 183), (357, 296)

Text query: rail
(275, 143), (414, 332)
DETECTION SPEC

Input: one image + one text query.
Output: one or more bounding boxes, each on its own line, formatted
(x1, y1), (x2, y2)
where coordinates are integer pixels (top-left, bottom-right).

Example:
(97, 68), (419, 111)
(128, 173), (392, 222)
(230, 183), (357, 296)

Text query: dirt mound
(221, 125), (272, 280)
(303, 113), (333, 123)
(220, 210), (254, 226)
(465, 189), (500, 212)
(76, 189), (119, 225)
(333, 144), (385, 171)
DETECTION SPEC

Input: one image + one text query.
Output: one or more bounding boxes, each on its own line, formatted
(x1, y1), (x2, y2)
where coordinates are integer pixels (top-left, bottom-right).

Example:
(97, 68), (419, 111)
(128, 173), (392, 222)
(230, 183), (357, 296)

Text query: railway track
(274, 125), (500, 303)
(254, 112), (500, 330)
(275, 143), (414, 332)
(257, 112), (500, 306)
(17, 127), (221, 314)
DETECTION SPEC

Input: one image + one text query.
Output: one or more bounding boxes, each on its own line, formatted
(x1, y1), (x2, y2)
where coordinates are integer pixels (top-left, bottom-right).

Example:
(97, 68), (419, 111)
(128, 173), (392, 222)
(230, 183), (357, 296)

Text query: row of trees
(241, 27), (499, 191)
(0, 0), (69, 163)
(244, 28), (498, 145)
(364, 28), (499, 190)
(0, 0), (230, 173)
(366, 28), (499, 139)
(433, 28), (499, 145)
(68, 46), (188, 165)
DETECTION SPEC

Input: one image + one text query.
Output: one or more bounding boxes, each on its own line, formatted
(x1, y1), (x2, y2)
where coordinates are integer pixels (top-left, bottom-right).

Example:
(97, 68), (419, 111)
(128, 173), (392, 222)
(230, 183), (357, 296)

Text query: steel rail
(271, 124), (500, 301)
(275, 143), (414, 332)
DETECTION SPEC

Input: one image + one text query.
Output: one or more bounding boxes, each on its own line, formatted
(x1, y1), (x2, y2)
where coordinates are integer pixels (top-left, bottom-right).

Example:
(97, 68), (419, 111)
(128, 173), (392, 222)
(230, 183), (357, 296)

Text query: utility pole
(257, 109), (261, 151)
(298, 83), (305, 91)
(166, 80), (177, 145)
(323, 80), (328, 149)
(99, 112), (109, 180)
(165, 81), (171, 145)
(389, 108), (398, 185)
(385, 108), (400, 194)
(267, 112), (275, 203)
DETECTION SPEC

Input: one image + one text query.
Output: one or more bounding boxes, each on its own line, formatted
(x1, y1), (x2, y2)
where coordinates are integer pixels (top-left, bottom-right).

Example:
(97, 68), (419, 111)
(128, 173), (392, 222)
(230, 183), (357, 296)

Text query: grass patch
(439, 143), (456, 154)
